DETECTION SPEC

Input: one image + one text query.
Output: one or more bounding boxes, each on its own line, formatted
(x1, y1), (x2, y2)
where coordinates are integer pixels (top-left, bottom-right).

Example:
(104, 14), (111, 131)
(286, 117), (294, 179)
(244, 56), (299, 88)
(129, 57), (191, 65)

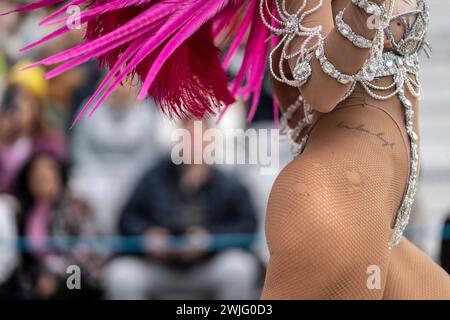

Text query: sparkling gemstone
(315, 48), (321, 58)
(323, 62), (333, 75)
(367, 62), (377, 73)
(397, 57), (404, 66)
(386, 59), (394, 68)
(285, 15), (299, 33)
(338, 74), (352, 84)
(367, 4), (381, 16)
(403, 99), (412, 108)
(362, 59), (377, 81)
(294, 61), (312, 83)
(341, 26), (350, 37)
(355, 36), (366, 46)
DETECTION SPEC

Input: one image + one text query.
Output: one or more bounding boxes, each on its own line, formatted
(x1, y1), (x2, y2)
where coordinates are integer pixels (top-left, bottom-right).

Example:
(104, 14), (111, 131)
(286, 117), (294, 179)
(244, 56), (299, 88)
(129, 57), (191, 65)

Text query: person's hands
(144, 227), (172, 261)
(177, 226), (211, 263)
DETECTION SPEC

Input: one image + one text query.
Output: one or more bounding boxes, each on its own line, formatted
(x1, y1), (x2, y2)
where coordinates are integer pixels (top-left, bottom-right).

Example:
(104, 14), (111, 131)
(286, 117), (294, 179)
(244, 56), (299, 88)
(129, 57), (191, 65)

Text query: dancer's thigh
(262, 104), (409, 299)
(383, 238), (450, 300)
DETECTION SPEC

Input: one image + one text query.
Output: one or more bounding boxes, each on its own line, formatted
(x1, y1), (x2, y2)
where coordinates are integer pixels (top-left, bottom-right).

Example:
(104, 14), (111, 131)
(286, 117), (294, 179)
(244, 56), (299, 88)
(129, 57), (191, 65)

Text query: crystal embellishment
(351, 0), (384, 17)
(390, 90), (420, 247)
(338, 75), (353, 84)
(323, 62), (333, 74)
(315, 40), (356, 85)
(293, 53), (313, 85)
(285, 15), (299, 33)
(260, 0), (428, 249)
(335, 10), (373, 49)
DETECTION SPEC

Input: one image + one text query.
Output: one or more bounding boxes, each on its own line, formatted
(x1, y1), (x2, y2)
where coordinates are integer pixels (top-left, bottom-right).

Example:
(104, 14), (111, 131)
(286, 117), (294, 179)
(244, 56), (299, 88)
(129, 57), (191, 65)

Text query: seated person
(15, 152), (102, 299)
(103, 120), (260, 300)
(0, 62), (65, 194)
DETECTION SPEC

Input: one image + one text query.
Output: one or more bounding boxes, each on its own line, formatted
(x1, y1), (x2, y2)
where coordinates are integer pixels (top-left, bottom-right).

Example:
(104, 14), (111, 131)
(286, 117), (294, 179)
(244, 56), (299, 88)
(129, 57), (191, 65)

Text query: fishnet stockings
(262, 90), (450, 299)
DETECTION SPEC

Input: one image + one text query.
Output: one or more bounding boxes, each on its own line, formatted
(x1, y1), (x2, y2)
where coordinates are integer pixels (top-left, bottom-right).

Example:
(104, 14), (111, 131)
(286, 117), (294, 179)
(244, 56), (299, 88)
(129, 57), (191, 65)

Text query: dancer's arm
(284, 0), (385, 113)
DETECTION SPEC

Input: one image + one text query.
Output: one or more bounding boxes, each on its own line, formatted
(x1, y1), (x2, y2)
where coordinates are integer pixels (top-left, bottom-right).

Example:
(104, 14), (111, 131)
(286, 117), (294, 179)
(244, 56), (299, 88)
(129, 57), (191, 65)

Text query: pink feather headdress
(6, 0), (278, 126)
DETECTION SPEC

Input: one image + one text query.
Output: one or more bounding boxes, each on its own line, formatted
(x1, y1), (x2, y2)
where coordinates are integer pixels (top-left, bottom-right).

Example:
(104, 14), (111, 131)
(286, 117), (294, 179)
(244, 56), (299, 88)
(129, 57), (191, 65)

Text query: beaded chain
(260, 0), (430, 247)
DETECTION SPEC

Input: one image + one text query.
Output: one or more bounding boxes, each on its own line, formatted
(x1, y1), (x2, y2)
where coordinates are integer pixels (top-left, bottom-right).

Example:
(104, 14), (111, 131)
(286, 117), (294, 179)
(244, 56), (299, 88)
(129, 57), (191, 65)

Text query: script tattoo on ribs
(336, 121), (396, 149)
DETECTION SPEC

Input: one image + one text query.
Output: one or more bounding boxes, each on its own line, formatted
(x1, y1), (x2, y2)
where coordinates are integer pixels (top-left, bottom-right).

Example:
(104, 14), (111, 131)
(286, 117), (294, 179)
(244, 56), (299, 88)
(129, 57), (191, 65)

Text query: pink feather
(7, 0), (275, 125)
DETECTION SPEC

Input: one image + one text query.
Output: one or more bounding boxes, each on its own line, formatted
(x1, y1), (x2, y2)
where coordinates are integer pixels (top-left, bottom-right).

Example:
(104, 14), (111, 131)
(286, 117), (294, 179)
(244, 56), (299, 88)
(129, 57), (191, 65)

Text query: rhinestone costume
(261, 0), (430, 247)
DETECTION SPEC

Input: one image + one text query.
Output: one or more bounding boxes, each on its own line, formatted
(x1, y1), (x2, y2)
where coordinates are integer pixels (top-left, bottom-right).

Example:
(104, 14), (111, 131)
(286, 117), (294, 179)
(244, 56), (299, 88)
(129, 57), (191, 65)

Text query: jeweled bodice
(266, 0), (431, 247)
(386, 0), (430, 57)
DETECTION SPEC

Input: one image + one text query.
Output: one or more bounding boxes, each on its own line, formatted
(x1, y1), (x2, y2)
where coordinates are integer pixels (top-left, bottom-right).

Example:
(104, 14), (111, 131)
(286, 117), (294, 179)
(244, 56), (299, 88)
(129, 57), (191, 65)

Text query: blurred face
(1, 87), (41, 138)
(28, 155), (63, 203)
(182, 119), (211, 160)
(13, 88), (41, 135)
(109, 80), (137, 110)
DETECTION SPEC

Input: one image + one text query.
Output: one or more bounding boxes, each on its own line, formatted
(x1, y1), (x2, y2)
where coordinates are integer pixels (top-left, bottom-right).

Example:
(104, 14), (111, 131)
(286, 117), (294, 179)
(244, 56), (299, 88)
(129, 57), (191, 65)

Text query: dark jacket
(441, 216), (450, 273)
(119, 159), (258, 248)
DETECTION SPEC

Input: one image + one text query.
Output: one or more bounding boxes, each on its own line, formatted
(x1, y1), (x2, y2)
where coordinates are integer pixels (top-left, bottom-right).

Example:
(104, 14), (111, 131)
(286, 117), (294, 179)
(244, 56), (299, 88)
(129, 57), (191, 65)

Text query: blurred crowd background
(0, 0), (449, 300)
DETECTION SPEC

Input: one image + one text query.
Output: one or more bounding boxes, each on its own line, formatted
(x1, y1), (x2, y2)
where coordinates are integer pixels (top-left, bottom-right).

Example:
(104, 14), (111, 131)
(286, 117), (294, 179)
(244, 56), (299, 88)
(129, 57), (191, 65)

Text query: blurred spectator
(0, 2), (24, 63)
(71, 83), (160, 234)
(69, 61), (101, 126)
(440, 215), (450, 274)
(0, 194), (19, 298)
(0, 52), (6, 100)
(47, 69), (90, 131)
(103, 120), (259, 300)
(47, 63), (101, 131)
(0, 2), (93, 131)
(14, 152), (102, 299)
(0, 3), (54, 64)
(0, 61), (65, 194)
